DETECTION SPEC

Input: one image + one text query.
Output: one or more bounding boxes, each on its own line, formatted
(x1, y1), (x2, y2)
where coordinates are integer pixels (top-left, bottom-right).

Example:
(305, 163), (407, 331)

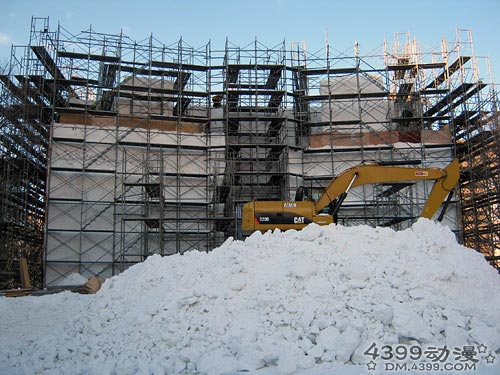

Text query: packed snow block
(145, 206), (209, 233)
(422, 125), (452, 144)
(162, 235), (210, 255)
(121, 212), (144, 233)
(178, 133), (207, 148)
(149, 130), (174, 146)
(49, 171), (83, 200)
(163, 150), (207, 175)
(44, 263), (84, 286)
(157, 130), (179, 145)
(287, 149), (303, 174)
(84, 143), (117, 171)
(122, 147), (143, 173)
(81, 203), (114, 231)
(208, 155), (226, 176)
(119, 234), (144, 262)
(303, 152), (367, 178)
(185, 104), (206, 119)
(54, 272), (88, 287)
(303, 155), (333, 177)
(116, 97), (132, 115)
(81, 172), (115, 202)
(158, 212), (211, 235)
(45, 262), (113, 287)
(319, 75), (389, 129)
(309, 129), (402, 148)
(46, 231), (113, 265)
(52, 123), (85, 141)
(80, 233), (114, 262)
(423, 147), (455, 166)
(129, 99), (162, 115)
(163, 177), (207, 202)
(84, 125), (116, 144)
(330, 152), (364, 168)
(119, 126), (148, 144)
(149, 130), (206, 147)
(178, 153), (207, 175)
(46, 232), (81, 262)
(51, 142), (84, 169)
(47, 202), (82, 231)
(210, 134), (225, 147)
(124, 149), (208, 175)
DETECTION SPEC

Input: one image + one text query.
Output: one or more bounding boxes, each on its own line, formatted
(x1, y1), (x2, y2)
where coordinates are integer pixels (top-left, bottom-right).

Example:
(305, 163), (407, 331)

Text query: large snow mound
(1, 219), (500, 374)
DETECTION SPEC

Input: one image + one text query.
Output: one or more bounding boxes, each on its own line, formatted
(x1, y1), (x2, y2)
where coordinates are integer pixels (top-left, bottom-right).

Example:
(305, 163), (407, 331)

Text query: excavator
(241, 158), (460, 233)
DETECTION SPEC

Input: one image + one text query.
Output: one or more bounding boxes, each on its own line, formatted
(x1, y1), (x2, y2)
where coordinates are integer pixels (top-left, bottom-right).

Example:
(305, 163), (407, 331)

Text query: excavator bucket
(420, 158), (460, 219)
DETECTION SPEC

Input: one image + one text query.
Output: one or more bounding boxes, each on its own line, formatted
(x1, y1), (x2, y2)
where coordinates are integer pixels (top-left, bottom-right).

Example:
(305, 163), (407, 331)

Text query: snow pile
(1, 219), (500, 374)
(53, 272), (88, 286)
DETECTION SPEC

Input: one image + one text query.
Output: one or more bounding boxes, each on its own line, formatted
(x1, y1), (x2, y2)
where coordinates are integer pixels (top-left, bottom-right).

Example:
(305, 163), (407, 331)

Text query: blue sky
(1, 0), (500, 82)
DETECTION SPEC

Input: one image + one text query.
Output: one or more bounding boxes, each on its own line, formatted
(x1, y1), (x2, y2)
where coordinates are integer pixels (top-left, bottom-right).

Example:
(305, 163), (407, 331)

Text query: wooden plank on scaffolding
(19, 257), (32, 289)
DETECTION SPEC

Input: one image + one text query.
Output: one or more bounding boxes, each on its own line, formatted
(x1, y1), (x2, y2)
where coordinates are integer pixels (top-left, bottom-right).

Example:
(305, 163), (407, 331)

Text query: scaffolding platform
(426, 56), (472, 89)
(301, 92), (388, 101)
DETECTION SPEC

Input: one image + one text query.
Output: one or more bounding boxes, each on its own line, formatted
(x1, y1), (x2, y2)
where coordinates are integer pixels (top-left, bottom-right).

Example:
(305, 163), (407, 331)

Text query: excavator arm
(314, 158), (460, 219)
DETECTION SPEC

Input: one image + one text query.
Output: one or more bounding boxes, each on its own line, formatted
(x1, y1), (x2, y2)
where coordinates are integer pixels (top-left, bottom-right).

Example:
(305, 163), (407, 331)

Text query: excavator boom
(314, 158), (459, 217)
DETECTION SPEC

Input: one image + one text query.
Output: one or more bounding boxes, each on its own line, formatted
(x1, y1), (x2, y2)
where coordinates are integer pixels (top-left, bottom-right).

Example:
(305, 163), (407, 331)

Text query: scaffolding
(1, 18), (498, 287)
(296, 33), (456, 229)
(209, 39), (294, 238)
(0, 18), (51, 288)
(450, 31), (500, 268)
(37, 20), (213, 284)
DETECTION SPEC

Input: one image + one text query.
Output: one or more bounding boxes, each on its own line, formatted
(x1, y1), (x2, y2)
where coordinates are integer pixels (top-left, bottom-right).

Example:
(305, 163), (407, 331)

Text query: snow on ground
(1, 219), (500, 375)
(53, 273), (88, 286)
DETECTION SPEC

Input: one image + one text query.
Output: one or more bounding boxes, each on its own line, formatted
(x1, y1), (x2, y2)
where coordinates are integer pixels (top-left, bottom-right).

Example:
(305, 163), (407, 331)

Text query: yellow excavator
(242, 158), (460, 233)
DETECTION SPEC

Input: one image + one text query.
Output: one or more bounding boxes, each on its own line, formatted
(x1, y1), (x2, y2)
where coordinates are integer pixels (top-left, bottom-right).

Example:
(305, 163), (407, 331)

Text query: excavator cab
(294, 186), (312, 202)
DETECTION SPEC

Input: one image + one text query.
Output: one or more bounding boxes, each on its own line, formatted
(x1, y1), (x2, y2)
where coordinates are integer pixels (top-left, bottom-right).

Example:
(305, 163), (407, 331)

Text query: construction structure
(0, 17), (499, 287)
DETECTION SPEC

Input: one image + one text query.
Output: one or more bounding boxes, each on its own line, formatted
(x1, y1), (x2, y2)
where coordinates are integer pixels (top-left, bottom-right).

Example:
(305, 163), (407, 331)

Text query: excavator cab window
(294, 186), (312, 201)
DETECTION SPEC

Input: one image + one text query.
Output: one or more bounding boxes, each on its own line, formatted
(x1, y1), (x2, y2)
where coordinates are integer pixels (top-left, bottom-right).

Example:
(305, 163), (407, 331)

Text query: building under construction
(1, 17), (499, 288)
